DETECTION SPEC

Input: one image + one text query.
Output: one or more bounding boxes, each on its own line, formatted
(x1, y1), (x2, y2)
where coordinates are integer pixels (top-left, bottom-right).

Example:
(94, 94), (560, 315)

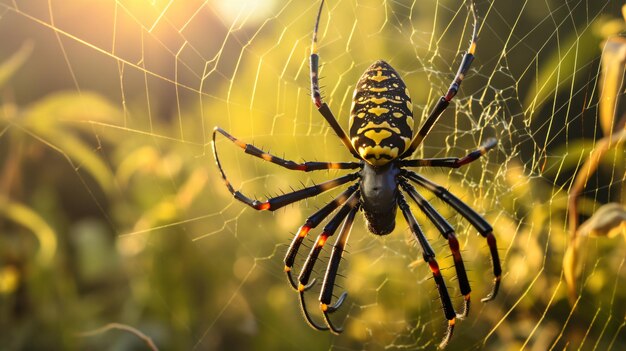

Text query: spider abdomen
(349, 60), (414, 166)
(360, 162), (401, 235)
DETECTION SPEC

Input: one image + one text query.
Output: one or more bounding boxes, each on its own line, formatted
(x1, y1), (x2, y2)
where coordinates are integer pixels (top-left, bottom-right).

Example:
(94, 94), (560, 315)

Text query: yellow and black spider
(212, 0), (500, 348)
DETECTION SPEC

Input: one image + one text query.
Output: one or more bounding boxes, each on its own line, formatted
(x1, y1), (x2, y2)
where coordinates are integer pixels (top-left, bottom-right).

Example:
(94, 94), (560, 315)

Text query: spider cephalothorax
(360, 161), (400, 235)
(212, 0), (501, 348)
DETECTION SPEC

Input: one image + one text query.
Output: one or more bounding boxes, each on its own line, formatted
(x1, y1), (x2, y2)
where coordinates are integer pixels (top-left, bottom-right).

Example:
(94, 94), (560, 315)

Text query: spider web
(1, 0), (625, 350)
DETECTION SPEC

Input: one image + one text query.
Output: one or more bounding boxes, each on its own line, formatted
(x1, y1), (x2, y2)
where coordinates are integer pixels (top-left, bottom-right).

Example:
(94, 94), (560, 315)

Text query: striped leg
(400, 137), (496, 168)
(296, 192), (360, 331)
(401, 0), (479, 159)
(217, 157), (358, 211)
(398, 193), (456, 349)
(213, 127), (360, 171)
(400, 179), (471, 318)
(284, 184), (359, 289)
(310, 0), (361, 159)
(319, 204), (359, 333)
(403, 170), (502, 302)
(212, 126), (361, 212)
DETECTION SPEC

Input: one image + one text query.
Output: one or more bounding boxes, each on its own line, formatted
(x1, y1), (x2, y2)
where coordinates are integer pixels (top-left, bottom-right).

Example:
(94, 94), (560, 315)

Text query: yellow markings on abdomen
(368, 107), (389, 116)
(368, 70), (390, 82)
(370, 97), (387, 104)
(363, 129), (392, 145)
(354, 96), (403, 106)
(349, 60), (415, 166)
(406, 116), (414, 131)
(369, 87), (388, 93)
(356, 121), (401, 135)
(358, 145), (400, 166)
(401, 136), (411, 149)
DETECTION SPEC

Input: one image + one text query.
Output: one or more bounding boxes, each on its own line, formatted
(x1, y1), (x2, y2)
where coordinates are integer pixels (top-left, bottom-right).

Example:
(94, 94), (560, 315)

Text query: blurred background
(0, 0), (625, 349)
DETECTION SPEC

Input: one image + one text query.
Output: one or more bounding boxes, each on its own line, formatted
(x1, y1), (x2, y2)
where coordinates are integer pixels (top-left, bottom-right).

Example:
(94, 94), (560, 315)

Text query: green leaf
(598, 36), (626, 136)
(0, 41), (33, 89)
(0, 196), (57, 265)
(46, 129), (116, 194)
(577, 202), (626, 238)
(20, 92), (121, 194)
(23, 91), (120, 128)
(565, 202), (626, 301)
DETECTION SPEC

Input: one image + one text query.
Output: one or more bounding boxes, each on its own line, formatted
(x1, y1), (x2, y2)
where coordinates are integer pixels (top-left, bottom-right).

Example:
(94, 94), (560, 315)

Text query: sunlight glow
(213, 0), (276, 24)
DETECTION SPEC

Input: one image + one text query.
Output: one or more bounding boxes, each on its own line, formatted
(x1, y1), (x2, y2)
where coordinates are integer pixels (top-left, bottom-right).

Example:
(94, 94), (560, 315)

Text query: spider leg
(224, 170), (358, 211)
(398, 193), (456, 349)
(401, 0), (479, 159)
(400, 137), (496, 168)
(310, 0), (361, 159)
(399, 179), (471, 318)
(212, 126), (361, 212)
(320, 204), (359, 334)
(297, 191), (360, 331)
(403, 170), (501, 302)
(213, 127), (361, 172)
(285, 184), (359, 289)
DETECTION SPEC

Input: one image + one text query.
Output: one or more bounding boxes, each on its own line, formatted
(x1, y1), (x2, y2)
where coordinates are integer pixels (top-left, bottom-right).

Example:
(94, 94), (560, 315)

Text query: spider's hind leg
(284, 185), (359, 289)
(319, 204), (359, 334)
(295, 192), (360, 332)
(403, 170), (502, 303)
(398, 192), (457, 349)
(400, 179), (471, 318)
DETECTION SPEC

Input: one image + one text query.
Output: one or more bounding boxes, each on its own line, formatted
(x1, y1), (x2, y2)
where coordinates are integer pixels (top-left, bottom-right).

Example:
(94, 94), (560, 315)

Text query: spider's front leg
(309, 0), (360, 159)
(401, 0), (479, 159)
(212, 127), (361, 211)
(400, 137), (497, 169)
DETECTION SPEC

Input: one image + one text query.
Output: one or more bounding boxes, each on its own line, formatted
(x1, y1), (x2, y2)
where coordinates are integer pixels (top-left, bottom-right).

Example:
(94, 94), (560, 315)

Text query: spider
(212, 0), (501, 348)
